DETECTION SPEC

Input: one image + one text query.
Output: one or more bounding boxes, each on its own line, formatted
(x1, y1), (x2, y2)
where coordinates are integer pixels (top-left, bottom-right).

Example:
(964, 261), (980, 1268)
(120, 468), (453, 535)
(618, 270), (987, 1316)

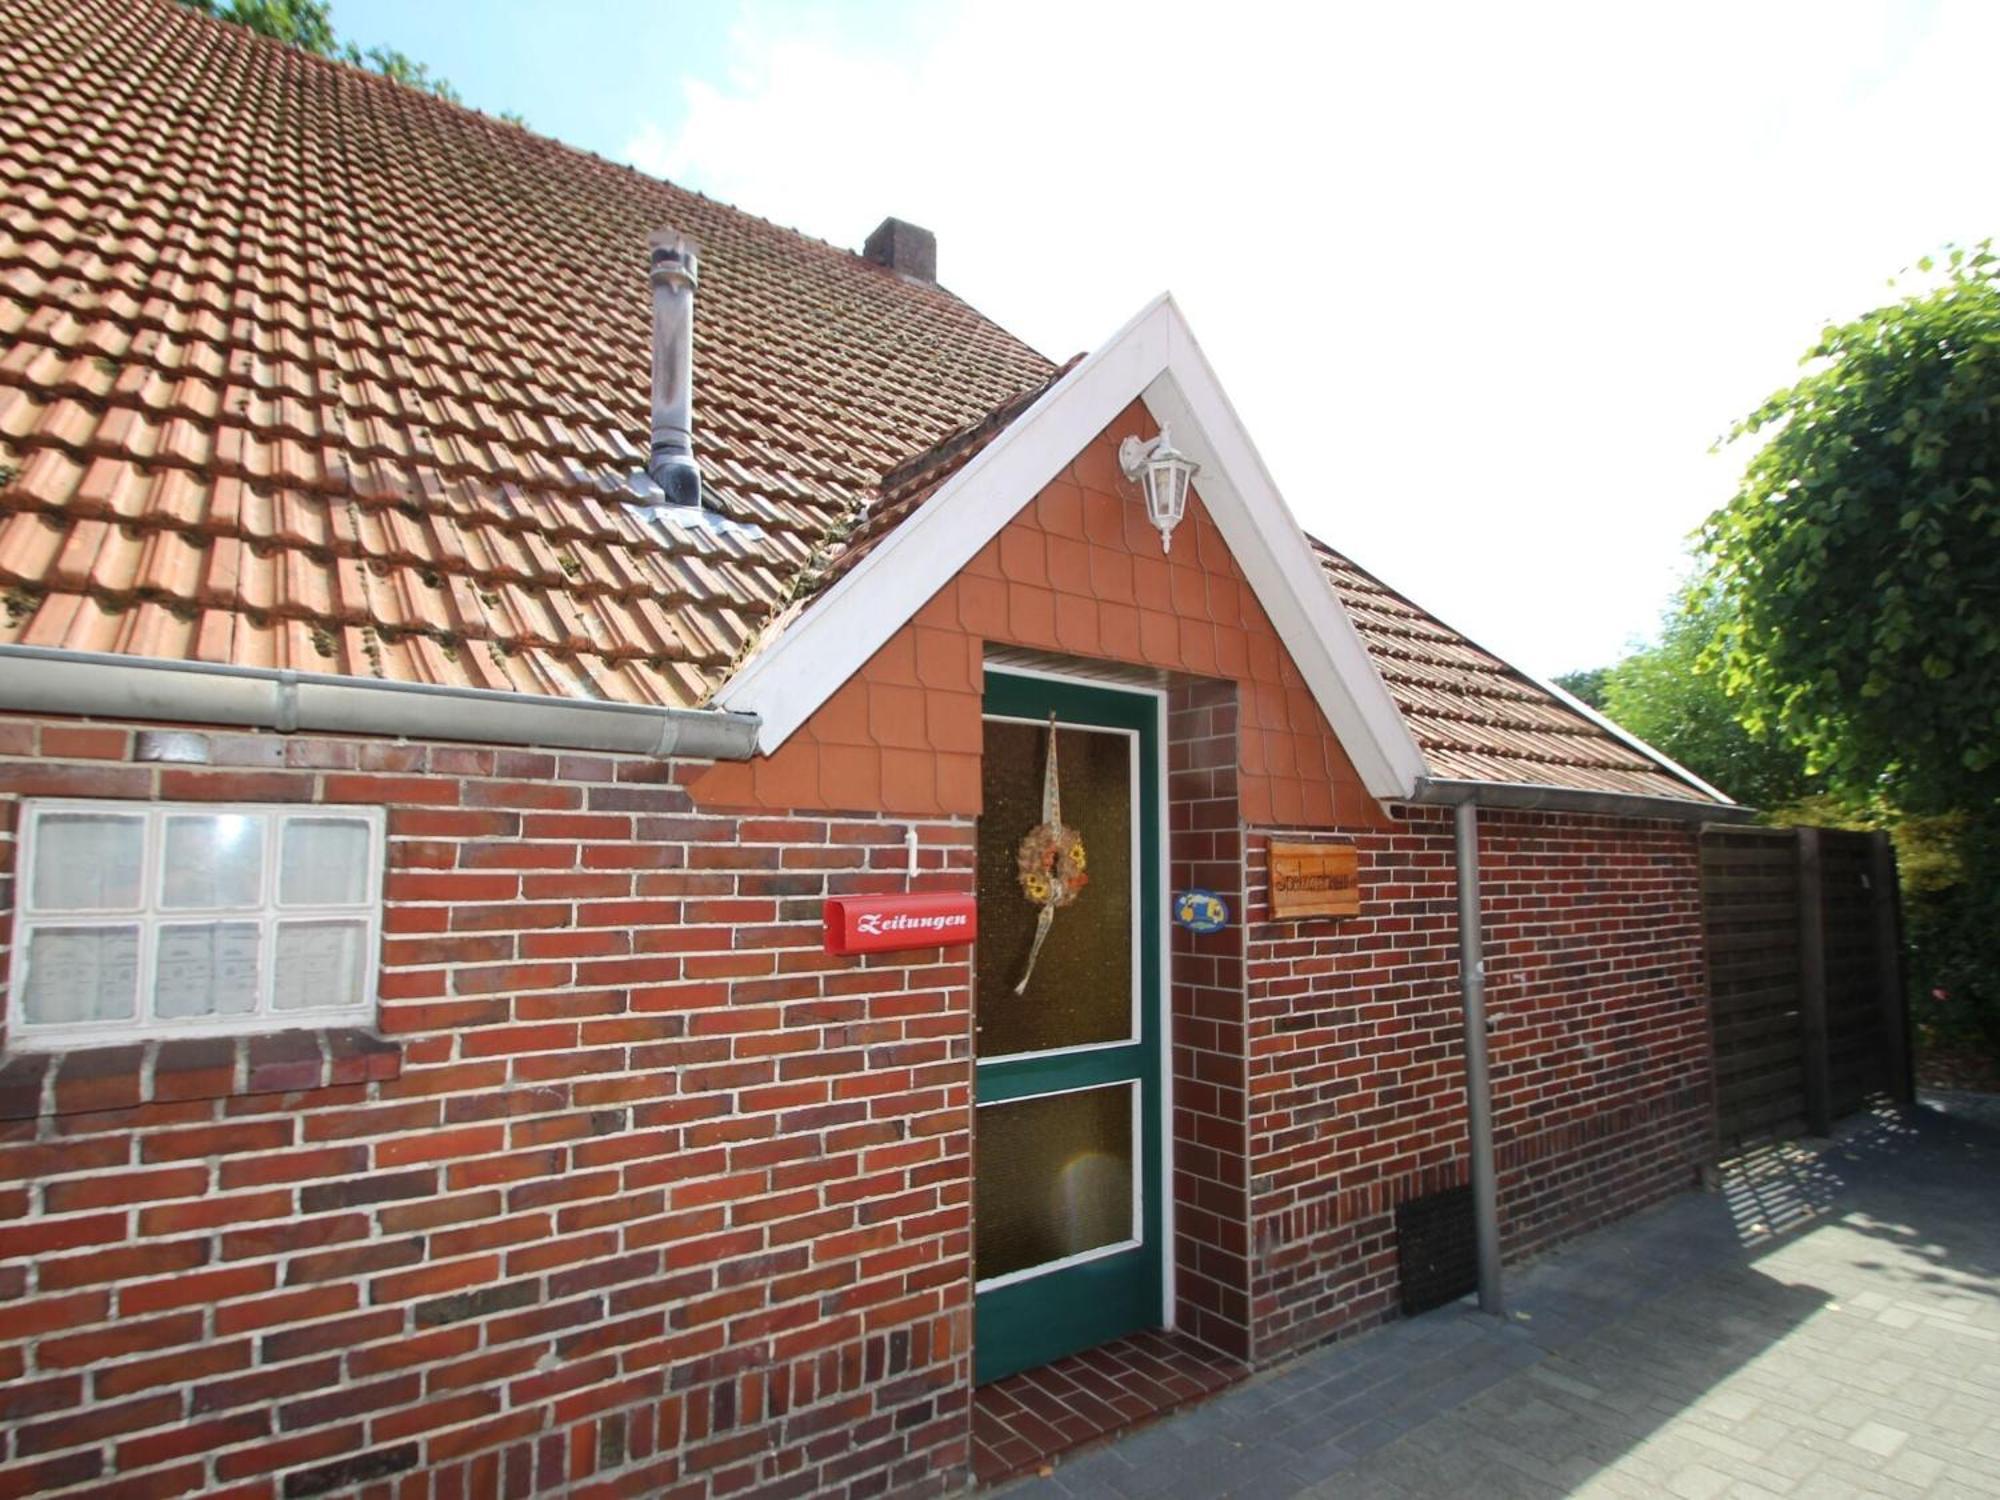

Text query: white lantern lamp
(1118, 425), (1199, 554)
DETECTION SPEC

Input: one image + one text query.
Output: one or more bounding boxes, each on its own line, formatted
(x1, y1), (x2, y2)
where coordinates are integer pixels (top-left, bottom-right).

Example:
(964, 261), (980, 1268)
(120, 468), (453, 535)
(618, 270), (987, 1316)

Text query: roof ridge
(876, 356), (1082, 497)
(144, 0), (1048, 365)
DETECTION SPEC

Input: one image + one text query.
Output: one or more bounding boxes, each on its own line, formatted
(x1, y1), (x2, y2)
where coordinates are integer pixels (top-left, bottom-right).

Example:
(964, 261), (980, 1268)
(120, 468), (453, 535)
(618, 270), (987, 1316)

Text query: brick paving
(972, 1331), (1246, 1486)
(993, 1095), (2000, 1498)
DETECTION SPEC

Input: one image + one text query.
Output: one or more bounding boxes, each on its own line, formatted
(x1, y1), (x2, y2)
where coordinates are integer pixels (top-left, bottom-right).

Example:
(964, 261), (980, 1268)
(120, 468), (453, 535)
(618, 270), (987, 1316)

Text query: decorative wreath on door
(1012, 713), (1087, 994)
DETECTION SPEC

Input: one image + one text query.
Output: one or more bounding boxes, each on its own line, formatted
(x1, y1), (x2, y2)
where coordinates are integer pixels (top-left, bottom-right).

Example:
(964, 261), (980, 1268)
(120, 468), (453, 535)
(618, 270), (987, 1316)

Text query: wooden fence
(1699, 825), (1913, 1154)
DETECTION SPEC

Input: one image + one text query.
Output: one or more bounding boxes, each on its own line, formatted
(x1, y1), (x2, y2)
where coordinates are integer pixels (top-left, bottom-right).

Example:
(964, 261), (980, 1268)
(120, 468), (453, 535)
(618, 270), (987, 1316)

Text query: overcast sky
(343, 0), (1999, 678)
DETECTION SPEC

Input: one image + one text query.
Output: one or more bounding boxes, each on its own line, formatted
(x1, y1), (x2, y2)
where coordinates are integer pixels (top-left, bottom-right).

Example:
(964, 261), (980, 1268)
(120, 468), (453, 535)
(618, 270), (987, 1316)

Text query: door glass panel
(977, 719), (1133, 1056)
(976, 1084), (1135, 1283)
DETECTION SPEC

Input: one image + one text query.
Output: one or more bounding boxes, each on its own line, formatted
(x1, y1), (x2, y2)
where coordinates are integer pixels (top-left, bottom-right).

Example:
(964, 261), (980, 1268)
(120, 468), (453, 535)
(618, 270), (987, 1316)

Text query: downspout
(1453, 798), (1504, 1315)
(1415, 767), (1743, 1317)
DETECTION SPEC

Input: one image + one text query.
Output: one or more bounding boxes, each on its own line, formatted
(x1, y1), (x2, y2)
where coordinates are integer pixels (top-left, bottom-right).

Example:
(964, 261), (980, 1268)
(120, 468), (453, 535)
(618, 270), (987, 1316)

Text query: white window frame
(973, 1079), (1143, 1293)
(975, 712), (1142, 1064)
(7, 800), (386, 1051)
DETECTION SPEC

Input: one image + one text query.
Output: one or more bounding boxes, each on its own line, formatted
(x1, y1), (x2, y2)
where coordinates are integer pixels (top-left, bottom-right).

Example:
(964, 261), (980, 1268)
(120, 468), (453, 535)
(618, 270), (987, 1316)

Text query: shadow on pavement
(998, 1097), (2000, 1498)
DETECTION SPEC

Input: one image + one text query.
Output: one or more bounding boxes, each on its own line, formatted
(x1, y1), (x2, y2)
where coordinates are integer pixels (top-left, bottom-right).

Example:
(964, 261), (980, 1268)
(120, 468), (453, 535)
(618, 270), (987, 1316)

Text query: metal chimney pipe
(647, 229), (703, 508)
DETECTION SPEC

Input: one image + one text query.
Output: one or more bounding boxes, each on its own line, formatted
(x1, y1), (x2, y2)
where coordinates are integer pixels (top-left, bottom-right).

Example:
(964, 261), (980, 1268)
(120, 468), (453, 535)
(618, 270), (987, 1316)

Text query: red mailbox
(823, 894), (978, 955)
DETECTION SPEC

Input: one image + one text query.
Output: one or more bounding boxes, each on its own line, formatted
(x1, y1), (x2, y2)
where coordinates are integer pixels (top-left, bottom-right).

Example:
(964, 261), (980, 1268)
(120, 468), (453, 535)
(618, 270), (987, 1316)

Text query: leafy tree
(1551, 666), (1607, 709)
(338, 42), (462, 104)
(180, 0), (337, 55)
(1572, 591), (1820, 811)
(180, 0), (492, 113)
(1702, 243), (2000, 1070)
(1700, 243), (2000, 818)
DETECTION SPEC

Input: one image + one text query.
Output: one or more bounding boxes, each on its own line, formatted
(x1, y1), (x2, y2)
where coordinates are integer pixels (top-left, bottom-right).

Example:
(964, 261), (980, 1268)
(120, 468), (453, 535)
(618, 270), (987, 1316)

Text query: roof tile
(0, 0), (1721, 803)
(1315, 546), (1715, 802)
(0, 0), (1052, 706)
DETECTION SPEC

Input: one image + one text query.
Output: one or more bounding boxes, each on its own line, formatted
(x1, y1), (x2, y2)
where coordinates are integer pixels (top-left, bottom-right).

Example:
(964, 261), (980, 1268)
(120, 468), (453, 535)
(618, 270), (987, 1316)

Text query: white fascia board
(716, 293), (1427, 801)
(1141, 307), (1426, 799)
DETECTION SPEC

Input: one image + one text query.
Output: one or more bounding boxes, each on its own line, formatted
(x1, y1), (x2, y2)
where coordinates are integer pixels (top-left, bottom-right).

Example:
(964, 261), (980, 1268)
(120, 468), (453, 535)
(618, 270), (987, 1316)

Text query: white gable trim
(715, 295), (1430, 801)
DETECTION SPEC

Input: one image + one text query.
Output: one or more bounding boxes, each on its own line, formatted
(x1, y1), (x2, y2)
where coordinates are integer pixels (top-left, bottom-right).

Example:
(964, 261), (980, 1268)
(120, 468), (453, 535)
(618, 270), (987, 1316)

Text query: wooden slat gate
(1699, 825), (1913, 1155)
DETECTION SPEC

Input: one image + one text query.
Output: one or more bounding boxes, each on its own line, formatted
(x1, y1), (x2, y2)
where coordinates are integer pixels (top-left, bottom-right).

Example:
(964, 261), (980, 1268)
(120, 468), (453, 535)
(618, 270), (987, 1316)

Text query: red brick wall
(0, 713), (1719, 1494)
(0, 720), (979, 1500)
(1243, 808), (1714, 1363)
(1166, 680), (1250, 1361)
(690, 404), (1386, 832)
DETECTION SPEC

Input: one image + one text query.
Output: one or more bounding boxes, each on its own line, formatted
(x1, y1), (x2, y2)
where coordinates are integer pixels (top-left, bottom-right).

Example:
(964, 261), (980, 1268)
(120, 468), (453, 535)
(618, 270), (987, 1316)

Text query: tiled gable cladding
(774, 389), (1718, 805)
(692, 408), (1388, 827)
(0, 0), (1054, 704)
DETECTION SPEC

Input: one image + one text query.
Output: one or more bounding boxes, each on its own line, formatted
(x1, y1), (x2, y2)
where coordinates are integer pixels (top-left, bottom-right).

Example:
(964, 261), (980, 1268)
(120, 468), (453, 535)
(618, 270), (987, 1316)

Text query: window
(8, 801), (385, 1050)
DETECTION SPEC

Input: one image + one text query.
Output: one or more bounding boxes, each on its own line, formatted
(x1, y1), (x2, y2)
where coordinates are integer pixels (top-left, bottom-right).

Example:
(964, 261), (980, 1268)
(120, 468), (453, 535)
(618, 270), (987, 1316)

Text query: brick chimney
(863, 217), (937, 283)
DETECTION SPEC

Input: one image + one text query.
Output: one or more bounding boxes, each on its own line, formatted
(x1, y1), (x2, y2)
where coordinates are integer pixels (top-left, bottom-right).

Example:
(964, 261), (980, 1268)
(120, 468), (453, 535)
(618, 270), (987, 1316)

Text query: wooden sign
(1268, 841), (1359, 919)
(823, 894), (978, 955)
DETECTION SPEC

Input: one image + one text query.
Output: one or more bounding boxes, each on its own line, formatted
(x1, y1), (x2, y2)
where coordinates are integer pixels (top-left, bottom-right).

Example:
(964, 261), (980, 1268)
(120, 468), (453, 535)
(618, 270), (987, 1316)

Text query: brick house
(0, 3), (1745, 1496)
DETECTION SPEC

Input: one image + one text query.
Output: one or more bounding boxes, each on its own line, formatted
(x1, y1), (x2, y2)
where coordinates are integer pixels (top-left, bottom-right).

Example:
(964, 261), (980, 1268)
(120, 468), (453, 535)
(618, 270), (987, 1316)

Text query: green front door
(973, 670), (1163, 1385)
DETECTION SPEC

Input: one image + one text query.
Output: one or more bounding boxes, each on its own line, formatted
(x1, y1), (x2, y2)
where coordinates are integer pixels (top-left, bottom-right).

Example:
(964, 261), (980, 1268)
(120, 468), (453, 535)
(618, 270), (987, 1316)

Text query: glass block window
(9, 801), (385, 1049)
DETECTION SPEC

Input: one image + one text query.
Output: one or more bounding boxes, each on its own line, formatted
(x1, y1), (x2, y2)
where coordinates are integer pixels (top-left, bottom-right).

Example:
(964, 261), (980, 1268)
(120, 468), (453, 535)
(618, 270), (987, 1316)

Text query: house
(0, 2), (1742, 1496)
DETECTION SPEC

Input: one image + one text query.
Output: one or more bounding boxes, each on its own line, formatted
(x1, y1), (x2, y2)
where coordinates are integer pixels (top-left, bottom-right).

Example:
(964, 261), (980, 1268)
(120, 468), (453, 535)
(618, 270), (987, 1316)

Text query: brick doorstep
(971, 1330), (1247, 1488)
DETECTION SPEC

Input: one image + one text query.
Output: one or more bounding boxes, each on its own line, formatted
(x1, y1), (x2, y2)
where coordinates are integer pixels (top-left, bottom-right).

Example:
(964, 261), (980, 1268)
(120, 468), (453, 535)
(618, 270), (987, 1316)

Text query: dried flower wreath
(1013, 713), (1087, 994)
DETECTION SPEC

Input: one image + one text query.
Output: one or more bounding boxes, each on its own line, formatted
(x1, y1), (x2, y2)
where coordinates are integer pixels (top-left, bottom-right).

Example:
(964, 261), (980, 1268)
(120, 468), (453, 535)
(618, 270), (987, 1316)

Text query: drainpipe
(1454, 798), (1503, 1314)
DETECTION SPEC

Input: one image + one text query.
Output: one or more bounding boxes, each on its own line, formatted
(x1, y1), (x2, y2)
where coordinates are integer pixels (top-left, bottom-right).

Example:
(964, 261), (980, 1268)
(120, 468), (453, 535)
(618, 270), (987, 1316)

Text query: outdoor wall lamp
(1118, 425), (1199, 554)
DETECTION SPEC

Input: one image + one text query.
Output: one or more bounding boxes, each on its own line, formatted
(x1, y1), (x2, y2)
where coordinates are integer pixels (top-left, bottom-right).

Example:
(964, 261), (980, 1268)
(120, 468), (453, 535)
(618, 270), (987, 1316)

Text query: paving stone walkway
(995, 1093), (2000, 1499)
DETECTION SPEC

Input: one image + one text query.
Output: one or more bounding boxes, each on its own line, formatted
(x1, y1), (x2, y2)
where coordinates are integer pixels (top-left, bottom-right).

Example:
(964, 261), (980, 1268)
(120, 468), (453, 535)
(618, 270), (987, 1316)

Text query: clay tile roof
(0, 0), (1055, 705)
(824, 357), (1080, 582)
(0, 0), (1722, 804)
(1314, 544), (1721, 803)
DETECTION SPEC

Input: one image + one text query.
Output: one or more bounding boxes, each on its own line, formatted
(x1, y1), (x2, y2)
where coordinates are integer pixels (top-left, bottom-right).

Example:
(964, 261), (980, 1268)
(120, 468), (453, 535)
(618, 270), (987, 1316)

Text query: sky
(336, 0), (1999, 679)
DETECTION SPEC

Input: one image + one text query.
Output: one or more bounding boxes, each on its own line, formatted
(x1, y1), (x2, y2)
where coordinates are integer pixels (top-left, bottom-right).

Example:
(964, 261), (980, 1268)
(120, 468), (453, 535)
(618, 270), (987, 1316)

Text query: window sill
(0, 1029), (402, 1120)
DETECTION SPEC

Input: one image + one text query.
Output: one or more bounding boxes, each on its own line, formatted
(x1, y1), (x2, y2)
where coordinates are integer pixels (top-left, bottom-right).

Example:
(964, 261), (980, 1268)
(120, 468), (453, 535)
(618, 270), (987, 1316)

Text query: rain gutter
(0, 646), (760, 760)
(1409, 775), (1757, 823)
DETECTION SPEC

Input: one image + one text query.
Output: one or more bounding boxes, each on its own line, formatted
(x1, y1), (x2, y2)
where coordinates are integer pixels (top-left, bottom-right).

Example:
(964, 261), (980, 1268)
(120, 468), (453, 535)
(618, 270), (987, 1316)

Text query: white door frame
(980, 662), (1176, 1329)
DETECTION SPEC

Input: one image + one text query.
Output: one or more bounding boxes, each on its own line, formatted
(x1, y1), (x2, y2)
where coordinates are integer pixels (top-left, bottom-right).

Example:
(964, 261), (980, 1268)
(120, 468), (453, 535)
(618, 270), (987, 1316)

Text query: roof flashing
(630, 503), (768, 545)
